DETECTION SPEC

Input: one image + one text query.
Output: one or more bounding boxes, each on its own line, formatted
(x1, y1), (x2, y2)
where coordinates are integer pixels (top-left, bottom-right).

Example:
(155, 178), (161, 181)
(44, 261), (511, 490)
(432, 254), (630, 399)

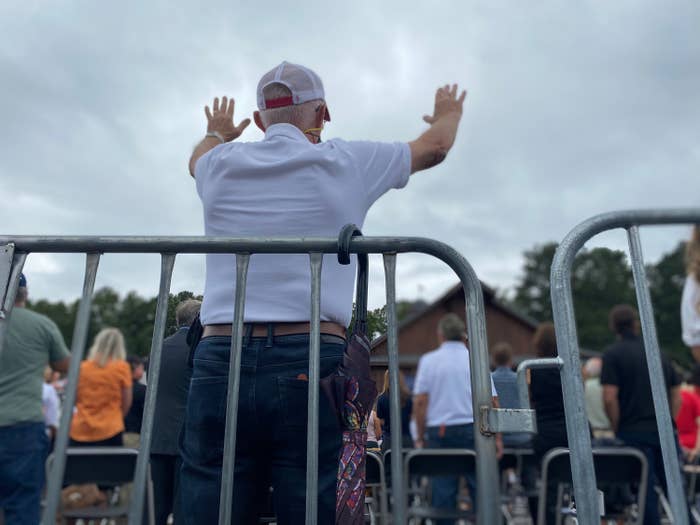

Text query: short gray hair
(438, 313), (466, 341)
(259, 82), (321, 129)
(15, 286), (28, 304)
(176, 299), (201, 327)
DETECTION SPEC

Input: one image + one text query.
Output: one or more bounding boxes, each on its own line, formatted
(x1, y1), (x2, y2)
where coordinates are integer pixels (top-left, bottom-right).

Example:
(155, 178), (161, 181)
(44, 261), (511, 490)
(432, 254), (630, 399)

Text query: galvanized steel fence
(0, 234), (532, 525)
(550, 208), (700, 525)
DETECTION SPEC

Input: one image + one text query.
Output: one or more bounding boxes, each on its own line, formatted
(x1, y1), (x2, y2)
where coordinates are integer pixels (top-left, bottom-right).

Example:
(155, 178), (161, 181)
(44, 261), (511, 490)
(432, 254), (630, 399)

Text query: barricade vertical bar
(382, 253), (405, 525)
(305, 252), (323, 525)
(129, 253), (176, 524)
(218, 253), (250, 525)
(0, 249), (27, 360)
(461, 282), (499, 525)
(551, 244), (601, 525)
(44, 253), (101, 525)
(627, 226), (688, 524)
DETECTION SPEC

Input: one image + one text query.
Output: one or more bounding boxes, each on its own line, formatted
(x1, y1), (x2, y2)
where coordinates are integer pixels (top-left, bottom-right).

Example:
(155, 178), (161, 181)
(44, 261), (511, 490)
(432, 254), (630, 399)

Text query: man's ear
(254, 111), (266, 132)
(315, 103), (326, 129)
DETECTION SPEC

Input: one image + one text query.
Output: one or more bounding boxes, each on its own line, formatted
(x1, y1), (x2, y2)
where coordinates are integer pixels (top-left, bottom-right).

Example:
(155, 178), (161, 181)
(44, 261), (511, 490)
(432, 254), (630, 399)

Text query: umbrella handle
(337, 224), (368, 335)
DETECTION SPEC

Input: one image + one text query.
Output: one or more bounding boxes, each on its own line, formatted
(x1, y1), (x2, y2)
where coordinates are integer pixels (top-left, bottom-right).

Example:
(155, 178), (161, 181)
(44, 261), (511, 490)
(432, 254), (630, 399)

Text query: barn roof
(370, 281), (538, 350)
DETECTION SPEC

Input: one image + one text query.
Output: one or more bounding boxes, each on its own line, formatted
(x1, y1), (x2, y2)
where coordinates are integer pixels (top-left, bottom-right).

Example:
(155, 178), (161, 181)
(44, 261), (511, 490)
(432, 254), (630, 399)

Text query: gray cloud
(1, 0), (698, 308)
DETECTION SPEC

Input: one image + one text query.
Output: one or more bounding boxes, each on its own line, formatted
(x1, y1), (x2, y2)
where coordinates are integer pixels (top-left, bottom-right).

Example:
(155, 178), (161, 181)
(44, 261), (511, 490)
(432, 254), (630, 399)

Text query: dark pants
(179, 334), (344, 525)
(426, 423), (475, 525)
(69, 432), (123, 447)
(0, 422), (49, 525)
(617, 430), (680, 525)
(151, 454), (182, 525)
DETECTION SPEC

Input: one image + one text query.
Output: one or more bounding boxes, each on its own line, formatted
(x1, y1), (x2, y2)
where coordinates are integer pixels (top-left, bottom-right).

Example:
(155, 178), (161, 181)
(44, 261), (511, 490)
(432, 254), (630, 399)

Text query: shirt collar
(439, 340), (467, 351)
(264, 123), (308, 142)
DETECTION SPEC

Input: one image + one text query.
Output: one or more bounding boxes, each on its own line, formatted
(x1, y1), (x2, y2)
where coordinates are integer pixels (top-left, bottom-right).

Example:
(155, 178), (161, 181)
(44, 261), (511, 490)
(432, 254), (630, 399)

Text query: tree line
(28, 241), (688, 365)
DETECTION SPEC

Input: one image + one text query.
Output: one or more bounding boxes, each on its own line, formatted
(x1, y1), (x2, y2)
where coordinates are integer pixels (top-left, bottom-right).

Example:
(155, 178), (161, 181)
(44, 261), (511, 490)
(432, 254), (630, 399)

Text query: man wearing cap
(182, 61), (466, 523)
(0, 274), (71, 524)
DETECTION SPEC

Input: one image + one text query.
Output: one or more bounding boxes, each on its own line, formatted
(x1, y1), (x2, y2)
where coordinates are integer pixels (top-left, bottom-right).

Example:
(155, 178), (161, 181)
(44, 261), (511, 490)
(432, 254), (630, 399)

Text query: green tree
(512, 244), (636, 351)
(648, 242), (687, 365)
(512, 243), (558, 322)
(512, 241), (690, 361)
(571, 248), (635, 351)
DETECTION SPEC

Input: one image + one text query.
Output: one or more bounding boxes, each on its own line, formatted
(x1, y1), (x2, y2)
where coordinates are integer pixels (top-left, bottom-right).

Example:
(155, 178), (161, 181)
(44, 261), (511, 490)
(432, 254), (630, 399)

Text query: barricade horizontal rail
(550, 208), (700, 525)
(0, 234), (520, 525)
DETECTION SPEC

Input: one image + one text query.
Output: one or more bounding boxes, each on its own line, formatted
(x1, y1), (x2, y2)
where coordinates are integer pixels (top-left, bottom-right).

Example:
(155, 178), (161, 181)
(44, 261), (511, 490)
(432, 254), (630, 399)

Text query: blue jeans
(426, 423), (476, 525)
(179, 334), (344, 524)
(0, 422), (48, 525)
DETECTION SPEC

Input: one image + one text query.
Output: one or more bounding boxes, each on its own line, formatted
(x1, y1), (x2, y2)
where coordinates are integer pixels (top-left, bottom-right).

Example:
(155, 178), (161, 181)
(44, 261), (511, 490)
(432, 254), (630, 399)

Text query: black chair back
(405, 449), (476, 477)
(59, 447), (138, 486)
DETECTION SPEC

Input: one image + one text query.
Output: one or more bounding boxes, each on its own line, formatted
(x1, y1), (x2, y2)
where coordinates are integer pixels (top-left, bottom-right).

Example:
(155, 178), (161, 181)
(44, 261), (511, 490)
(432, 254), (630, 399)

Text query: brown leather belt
(202, 322), (347, 340)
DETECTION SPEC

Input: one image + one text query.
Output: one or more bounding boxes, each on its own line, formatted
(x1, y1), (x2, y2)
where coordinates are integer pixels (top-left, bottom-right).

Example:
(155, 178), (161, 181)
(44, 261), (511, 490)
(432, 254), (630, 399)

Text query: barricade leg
(43, 253), (101, 525)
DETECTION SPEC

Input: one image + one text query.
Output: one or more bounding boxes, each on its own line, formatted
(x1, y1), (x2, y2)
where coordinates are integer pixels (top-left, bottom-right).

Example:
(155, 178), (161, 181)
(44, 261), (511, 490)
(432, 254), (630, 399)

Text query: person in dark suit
(150, 299), (200, 525)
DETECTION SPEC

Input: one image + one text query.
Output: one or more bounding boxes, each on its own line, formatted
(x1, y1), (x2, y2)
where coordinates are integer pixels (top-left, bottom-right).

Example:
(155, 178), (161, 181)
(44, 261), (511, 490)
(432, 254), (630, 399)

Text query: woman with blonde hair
(683, 225), (700, 363)
(376, 369), (414, 453)
(70, 328), (132, 446)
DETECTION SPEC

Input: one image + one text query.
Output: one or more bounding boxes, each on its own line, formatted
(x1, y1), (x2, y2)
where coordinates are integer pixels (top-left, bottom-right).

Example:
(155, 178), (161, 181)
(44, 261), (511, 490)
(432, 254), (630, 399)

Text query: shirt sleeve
(119, 362), (133, 389)
(194, 145), (219, 180)
(376, 395), (388, 420)
(43, 385), (60, 428)
(682, 276), (700, 347)
(490, 375), (498, 397)
(600, 351), (619, 387)
(343, 141), (411, 207)
(663, 357), (681, 388)
(46, 320), (70, 364)
(413, 355), (432, 395)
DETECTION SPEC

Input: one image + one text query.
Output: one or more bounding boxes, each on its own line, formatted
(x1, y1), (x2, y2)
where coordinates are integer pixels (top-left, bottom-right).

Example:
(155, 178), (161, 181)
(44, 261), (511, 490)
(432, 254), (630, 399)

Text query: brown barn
(370, 282), (538, 386)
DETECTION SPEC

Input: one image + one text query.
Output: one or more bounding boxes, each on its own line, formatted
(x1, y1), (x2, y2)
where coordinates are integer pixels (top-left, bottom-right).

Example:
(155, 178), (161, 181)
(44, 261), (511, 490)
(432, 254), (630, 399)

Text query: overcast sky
(1, 1), (698, 309)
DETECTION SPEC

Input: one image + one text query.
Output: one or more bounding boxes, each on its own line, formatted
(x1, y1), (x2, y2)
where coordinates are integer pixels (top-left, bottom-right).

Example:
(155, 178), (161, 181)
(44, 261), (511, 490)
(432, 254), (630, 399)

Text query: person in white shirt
(181, 61), (467, 523)
(412, 314), (501, 523)
(42, 367), (60, 446)
(583, 357), (612, 437)
(683, 225), (700, 363)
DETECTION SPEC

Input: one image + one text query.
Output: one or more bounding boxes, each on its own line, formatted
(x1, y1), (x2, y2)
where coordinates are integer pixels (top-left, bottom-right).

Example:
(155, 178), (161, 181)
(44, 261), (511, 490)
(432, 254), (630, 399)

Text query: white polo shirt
(413, 341), (497, 427)
(195, 123), (411, 326)
(682, 275), (700, 347)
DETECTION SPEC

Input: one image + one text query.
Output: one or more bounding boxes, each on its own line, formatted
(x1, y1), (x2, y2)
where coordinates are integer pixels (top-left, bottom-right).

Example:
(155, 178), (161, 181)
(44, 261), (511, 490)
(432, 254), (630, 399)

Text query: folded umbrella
(321, 224), (378, 524)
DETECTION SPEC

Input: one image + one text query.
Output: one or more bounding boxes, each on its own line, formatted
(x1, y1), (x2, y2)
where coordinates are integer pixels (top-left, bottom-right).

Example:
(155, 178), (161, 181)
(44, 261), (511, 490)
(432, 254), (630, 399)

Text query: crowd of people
(0, 58), (698, 525)
(0, 275), (200, 525)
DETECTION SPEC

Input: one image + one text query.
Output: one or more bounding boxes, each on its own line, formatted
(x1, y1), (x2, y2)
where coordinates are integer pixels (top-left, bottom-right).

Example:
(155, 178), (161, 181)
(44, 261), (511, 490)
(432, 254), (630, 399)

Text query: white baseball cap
(256, 61), (331, 121)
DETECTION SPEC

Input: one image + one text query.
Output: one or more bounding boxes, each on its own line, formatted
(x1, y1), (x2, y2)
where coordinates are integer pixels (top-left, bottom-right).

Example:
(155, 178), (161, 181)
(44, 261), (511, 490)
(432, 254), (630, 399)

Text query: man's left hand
(205, 96), (251, 142)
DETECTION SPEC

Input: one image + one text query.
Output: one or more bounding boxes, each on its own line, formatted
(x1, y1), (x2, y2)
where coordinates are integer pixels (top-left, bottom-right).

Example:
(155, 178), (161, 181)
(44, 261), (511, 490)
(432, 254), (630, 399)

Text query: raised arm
(408, 84), (466, 174)
(188, 96), (251, 177)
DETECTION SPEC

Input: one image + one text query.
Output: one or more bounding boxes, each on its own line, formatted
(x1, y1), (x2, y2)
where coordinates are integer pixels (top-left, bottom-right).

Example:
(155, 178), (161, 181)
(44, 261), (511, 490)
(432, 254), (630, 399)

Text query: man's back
(0, 307), (69, 427)
(151, 328), (191, 455)
(195, 123), (410, 326)
(414, 341), (477, 427)
(601, 333), (679, 433)
(491, 366), (520, 410)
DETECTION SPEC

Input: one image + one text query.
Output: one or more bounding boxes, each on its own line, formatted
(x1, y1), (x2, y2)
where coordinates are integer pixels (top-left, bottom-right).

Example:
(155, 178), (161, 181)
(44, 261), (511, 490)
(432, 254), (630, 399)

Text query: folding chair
(365, 451), (388, 524)
(402, 448), (477, 524)
(537, 447), (648, 525)
(46, 447), (154, 524)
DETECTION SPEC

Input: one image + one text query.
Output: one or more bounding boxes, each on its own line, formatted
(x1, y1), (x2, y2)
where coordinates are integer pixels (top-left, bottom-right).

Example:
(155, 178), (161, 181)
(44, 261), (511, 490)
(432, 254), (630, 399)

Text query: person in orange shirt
(70, 328), (132, 447)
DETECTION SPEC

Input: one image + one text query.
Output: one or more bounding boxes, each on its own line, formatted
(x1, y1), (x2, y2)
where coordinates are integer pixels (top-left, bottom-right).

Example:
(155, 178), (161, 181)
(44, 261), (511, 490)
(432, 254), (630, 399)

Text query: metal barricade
(0, 234), (535, 525)
(550, 208), (700, 525)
